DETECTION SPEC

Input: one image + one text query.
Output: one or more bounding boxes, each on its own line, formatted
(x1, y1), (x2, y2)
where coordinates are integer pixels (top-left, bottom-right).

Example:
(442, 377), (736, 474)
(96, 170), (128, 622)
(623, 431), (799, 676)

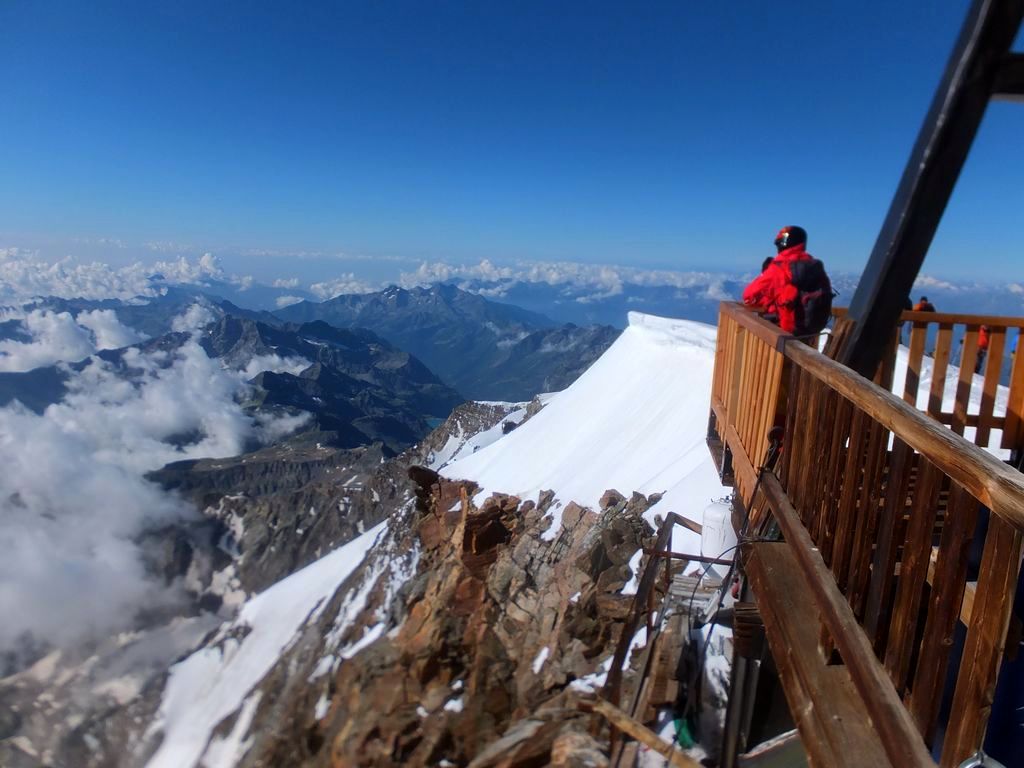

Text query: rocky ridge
(235, 472), (663, 768)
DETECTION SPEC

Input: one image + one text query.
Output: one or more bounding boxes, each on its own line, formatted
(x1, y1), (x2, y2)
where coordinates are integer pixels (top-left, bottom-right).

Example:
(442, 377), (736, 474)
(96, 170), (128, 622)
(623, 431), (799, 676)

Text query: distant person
(742, 226), (834, 336)
(976, 325), (990, 374)
(914, 296), (936, 312)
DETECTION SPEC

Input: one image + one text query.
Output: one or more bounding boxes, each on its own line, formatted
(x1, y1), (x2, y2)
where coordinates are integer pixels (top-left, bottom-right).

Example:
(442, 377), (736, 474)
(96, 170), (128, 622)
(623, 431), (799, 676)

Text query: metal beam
(840, 0), (1024, 377)
(993, 52), (1024, 101)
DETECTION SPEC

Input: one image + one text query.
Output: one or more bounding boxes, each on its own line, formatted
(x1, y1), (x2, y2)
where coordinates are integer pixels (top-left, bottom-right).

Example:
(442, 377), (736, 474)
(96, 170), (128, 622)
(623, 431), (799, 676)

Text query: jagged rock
(599, 489), (626, 510)
(247, 477), (657, 768)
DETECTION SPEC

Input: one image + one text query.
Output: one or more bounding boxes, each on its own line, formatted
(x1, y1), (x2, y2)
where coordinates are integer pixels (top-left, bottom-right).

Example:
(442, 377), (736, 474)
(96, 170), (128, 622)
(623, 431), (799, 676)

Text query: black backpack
(788, 258), (835, 336)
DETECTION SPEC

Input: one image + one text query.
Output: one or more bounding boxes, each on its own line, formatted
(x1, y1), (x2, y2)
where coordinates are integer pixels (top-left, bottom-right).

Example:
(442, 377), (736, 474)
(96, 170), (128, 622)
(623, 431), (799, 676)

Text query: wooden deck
(708, 303), (1024, 768)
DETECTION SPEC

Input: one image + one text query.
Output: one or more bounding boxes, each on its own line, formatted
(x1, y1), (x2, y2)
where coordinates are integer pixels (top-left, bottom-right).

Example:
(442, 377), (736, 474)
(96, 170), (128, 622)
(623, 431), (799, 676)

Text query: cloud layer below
(0, 307), (308, 662)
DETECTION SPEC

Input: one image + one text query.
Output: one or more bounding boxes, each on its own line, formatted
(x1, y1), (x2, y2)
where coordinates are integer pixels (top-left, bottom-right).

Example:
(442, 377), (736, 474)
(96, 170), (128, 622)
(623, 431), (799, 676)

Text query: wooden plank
(782, 365), (804, 496)
(940, 515), (1023, 767)
(727, 325), (747, 428)
(581, 698), (702, 768)
(722, 419), (759, 508)
(782, 340), (1024, 531)
(737, 730), (808, 768)
(1002, 329), (1024, 450)
(928, 323), (954, 417)
(738, 331), (756, 451)
(884, 461), (943, 694)
(832, 409), (870, 589)
(808, 388), (840, 546)
(794, 377), (823, 528)
(760, 473), (935, 768)
(864, 439), (914, 653)
(746, 542), (897, 768)
(903, 322), (928, 406)
(847, 417), (891, 621)
(819, 396), (854, 567)
(975, 328), (1006, 447)
(906, 485), (980, 745)
(951, 327), (980, 436)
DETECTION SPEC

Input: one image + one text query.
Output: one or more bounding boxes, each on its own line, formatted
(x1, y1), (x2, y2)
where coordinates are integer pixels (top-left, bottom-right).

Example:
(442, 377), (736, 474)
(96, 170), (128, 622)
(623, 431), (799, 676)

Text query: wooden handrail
(835, 306), (1024, 327)
(719, 302), (791, 348)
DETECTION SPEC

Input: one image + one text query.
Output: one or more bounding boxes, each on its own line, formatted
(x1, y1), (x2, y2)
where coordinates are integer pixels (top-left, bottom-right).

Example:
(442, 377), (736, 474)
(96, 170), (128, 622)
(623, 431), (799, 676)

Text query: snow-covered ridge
(144, 521), (387, 768)
(442, 311), (728, 547)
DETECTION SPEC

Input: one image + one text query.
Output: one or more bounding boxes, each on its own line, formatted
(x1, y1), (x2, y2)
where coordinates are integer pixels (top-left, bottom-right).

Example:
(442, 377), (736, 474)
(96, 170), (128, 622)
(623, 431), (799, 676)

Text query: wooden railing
(834, 308), (1024, 451)
(709, 303), (1024, 768)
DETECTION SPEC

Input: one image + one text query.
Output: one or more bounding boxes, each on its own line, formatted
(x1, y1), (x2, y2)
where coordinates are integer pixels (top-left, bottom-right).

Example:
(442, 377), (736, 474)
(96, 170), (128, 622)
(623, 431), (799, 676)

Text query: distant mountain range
(275, 283), (620, 400)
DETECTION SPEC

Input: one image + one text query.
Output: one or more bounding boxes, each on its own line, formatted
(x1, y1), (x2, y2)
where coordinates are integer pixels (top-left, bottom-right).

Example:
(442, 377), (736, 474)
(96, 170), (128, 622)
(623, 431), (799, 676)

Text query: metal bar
(992, 52), (1024, 101)
(642, 549), (734, 566)
(840, 0), (1024, 377)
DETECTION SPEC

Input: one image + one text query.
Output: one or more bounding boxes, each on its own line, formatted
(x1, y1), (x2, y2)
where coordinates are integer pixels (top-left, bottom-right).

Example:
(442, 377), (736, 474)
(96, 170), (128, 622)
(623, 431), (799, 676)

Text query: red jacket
(742, 244), (814, 333)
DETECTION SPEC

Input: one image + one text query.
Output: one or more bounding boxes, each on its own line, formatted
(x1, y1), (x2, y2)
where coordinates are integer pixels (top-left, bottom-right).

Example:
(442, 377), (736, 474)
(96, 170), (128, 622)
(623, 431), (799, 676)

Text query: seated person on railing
(742, 226), (834, 337)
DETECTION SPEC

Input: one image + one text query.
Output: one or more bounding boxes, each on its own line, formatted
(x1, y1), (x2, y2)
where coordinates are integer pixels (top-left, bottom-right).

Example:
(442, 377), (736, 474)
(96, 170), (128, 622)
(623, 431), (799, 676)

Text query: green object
(674, 717), (695, 749)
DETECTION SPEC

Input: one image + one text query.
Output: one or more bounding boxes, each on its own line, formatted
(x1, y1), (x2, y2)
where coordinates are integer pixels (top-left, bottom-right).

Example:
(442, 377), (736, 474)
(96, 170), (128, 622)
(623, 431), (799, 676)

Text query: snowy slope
(442, 312), (729, 548)
(144, 521), (387, 768)
(891, 344), (1010, 455)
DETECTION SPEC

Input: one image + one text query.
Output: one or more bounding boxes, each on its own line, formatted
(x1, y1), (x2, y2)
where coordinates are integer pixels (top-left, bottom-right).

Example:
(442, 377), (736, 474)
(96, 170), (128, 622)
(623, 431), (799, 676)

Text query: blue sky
(1, 1), (1021, 281)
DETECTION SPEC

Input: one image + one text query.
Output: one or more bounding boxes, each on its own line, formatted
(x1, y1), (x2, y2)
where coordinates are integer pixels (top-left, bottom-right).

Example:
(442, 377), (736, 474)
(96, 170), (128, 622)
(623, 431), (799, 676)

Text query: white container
(701, 501), (737, 565)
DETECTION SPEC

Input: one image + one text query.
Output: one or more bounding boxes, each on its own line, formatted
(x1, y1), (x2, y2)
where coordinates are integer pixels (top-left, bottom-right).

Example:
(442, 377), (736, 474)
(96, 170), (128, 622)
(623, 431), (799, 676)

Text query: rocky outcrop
(239, 470), (661, 767)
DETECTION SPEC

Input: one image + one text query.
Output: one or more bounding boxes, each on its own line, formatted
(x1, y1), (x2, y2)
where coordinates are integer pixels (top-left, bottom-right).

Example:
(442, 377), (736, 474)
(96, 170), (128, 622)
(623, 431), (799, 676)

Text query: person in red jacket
(976, 324), (990, 374)
(742, 226), (814, 333)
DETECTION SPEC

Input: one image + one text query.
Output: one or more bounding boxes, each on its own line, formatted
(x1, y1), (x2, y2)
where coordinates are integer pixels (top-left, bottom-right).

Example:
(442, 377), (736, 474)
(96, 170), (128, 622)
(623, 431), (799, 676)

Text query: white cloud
(76, 309), (147, 350)
(0, 249), (255, 304)
(0, 309), (145, 373)
(275, 295), (304, 308)
(309, 274), (378, 300)
(238, 353), (311, 381)
(913, 275), (959, 292)
(0, 305), (310, 662)
(0, 311), (96, 372)
(171, 302), (218, 333)
(272, 277), (301, 289)
(396, 257), (732, 299)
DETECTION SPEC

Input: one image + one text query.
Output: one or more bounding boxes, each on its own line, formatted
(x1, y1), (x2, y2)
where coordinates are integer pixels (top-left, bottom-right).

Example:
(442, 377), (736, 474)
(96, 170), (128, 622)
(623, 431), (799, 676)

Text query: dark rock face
(275, 284), (620, 402)
(148, 436), (405, 594)
(201, 316), (465, 453)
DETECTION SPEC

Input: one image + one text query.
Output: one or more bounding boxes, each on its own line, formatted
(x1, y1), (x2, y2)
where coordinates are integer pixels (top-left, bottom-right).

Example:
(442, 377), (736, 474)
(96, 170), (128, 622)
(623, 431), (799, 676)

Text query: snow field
(442, 312), (729, 548)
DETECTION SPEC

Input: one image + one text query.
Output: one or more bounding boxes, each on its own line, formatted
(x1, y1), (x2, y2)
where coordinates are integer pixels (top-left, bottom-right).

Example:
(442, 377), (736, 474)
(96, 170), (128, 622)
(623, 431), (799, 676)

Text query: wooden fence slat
(864, 438), (914, 654)
(847, 418), (891, 621)
(928, 324), (954, 418)
(782, 364), (803, 496)
(832, 408), (870, 590)
(884, 461), (943, 694)
(761, 473), (935, 768)
(818, 395), (853, 566)
(951, 327), (980, 436)
(903, 323), (928, 407)
(1002, 330), (1024, 450)
(794, 376), (821, 528)
(906, 485), (980, 745)
(808, 388), (838, 545)
(975, 329), (1006, 447)
(940, 516), (1023, 768)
